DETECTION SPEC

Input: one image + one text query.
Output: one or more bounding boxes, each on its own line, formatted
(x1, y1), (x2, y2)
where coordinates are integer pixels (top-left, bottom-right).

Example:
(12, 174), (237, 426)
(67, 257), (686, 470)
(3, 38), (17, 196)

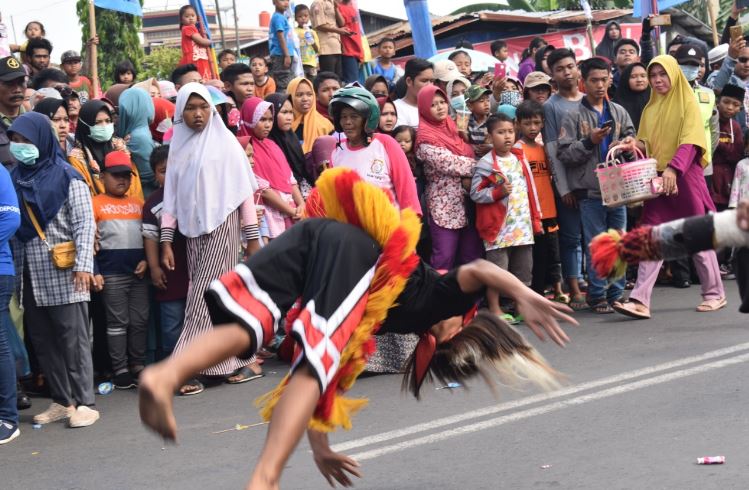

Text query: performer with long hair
(138, 168), (576, 489)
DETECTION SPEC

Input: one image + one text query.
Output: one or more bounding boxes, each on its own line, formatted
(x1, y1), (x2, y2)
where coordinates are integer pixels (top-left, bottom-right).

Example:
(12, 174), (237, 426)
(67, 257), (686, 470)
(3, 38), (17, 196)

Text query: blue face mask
(679, 64), (700, 82)
(9, 142), (39, 166)
(88, 123), (115, 143)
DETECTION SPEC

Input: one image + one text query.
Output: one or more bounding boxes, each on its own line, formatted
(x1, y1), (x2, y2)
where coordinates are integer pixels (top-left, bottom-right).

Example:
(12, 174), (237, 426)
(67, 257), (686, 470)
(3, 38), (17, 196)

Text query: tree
(76, 0), (145, 90)
(141, 47), (182, 80)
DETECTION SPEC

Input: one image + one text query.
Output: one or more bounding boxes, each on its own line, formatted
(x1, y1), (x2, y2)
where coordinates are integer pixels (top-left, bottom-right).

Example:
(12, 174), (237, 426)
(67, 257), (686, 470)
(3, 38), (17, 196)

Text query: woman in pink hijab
(239, 97), (304, 240)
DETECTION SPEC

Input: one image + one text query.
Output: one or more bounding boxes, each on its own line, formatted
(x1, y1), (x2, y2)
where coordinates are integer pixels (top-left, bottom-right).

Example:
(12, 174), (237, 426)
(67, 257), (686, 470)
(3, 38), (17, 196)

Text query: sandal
(552, 293), (570, 304)
(226, 365), (264, 384)
(568, 295), (588, 311)
(499, 313), (520, 325)
(178, 378), (204, 396)
(696, 297), (727, 312)
(612, 300), (650, 320)
(588, 300), (614, 314)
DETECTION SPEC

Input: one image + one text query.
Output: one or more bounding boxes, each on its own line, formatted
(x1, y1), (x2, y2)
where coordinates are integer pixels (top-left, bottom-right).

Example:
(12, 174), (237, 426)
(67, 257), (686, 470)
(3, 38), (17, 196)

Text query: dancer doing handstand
(139, 168), (576, 489)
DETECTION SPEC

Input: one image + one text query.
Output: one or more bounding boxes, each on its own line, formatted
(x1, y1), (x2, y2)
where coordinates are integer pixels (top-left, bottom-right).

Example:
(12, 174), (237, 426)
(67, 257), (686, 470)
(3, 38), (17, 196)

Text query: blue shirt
(0, 167), (20, 277)
(268, 12), (290, 57)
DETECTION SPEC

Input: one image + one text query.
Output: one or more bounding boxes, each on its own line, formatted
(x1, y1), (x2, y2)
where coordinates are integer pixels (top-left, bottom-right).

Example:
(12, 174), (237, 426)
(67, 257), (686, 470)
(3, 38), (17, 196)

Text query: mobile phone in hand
(494, 62), (506, 79)
(730, 25), (744, 42)
(600, 120), (614, 130)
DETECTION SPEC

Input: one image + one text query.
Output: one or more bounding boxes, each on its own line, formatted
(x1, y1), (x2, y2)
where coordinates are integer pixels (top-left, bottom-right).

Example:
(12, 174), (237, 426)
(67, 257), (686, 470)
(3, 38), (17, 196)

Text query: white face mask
(679, 64), (700, 82)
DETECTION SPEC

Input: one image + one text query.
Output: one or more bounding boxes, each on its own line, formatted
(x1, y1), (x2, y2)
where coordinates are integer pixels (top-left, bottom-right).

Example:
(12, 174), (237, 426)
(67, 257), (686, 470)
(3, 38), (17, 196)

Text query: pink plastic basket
(596, 145), (660, 207)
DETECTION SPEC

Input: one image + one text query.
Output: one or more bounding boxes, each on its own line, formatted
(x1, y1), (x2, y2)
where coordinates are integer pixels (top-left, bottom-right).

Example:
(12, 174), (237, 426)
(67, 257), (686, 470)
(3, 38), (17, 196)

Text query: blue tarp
(404, 0), (437, 59)
(633, 0), (689, 18)
(93, 0), (143, 16)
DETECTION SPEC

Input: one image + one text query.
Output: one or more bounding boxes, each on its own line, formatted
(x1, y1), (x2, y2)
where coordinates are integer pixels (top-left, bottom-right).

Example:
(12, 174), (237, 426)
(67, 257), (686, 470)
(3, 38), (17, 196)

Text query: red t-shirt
(337, 3), (363, 61)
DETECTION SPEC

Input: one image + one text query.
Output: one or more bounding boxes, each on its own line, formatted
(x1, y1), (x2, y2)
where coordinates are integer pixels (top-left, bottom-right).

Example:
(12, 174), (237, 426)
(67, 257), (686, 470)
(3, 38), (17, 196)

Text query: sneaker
(113, 372), (136, 390)
(499, 313), (520, 325)
(33, 402), (75, 425)
(68, 406), (100, 428)
(0, 420), (20, 444)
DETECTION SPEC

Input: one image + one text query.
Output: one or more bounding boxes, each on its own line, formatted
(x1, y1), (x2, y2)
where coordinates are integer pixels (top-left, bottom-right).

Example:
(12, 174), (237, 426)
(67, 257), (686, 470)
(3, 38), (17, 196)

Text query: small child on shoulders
(142, 146), (189, 360)
(470, 114), (542, 324)
(93, 151), (149, 390)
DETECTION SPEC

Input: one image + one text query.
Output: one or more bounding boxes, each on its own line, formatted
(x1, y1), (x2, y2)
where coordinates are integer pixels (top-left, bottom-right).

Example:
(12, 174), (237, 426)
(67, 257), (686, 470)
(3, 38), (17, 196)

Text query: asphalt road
(5, 281), (749, 490)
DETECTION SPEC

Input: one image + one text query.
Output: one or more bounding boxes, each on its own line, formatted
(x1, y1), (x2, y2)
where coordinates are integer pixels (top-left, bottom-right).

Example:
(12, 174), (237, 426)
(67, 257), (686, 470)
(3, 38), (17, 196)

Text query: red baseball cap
(103, 150), (134, 174)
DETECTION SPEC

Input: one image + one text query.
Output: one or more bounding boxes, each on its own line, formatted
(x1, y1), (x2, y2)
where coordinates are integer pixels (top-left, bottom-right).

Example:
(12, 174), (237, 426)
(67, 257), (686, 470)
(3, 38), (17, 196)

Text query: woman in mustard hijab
(615, 55), (726, 319)
(288, 77), (334, 154)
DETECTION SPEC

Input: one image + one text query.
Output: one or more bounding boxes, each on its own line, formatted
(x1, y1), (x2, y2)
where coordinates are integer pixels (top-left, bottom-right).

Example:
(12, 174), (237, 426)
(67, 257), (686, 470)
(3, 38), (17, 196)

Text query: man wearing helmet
(328, 84), (422, 214)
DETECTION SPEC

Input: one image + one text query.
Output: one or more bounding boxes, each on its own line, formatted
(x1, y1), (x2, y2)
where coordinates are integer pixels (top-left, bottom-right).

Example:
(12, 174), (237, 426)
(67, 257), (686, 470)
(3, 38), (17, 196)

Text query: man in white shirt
(393, 58), (434, 128)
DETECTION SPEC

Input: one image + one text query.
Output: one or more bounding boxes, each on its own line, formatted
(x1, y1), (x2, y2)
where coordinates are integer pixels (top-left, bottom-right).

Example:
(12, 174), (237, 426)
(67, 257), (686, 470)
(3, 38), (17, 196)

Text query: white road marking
(333, 342), (749, 454)
(348, 351), (749, 461)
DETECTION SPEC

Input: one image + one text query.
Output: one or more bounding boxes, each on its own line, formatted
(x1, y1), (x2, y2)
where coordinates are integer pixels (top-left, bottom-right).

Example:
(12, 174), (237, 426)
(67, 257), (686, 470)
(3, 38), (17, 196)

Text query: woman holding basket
(615, 55), (725, 319)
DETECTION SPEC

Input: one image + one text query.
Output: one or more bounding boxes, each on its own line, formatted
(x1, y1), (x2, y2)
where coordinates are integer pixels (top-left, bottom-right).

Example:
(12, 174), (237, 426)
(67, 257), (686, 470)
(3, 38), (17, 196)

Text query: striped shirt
(93, 194), (145, 275)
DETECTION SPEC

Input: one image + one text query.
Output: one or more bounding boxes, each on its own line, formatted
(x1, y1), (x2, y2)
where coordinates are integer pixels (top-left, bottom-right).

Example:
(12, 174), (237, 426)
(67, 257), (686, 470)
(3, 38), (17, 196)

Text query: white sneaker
(33, 402), (75, 425)
(68, 406), (100, 428)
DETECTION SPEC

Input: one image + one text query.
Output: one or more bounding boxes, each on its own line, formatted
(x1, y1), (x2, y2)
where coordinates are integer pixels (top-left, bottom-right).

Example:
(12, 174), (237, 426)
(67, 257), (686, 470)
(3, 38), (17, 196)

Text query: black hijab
(613, 62), (650, 131)
(32, 98), (67, 120)
(265, 92), (309, 183)
(595, 21), (621, 63)
(75, 100), (115, 166)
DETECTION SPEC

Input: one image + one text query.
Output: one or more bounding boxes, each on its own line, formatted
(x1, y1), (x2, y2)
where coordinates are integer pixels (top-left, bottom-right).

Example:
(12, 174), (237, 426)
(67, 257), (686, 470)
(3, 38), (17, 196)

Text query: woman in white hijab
(161, 83), (262, 394)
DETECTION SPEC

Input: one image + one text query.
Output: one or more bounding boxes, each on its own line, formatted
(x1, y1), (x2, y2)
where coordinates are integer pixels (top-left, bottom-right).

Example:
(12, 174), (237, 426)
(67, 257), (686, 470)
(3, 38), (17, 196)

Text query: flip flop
(696, 297), (727, 312)
(226, 366), (264, 384)
(588, 300), (614, 314)
(177, 378), (204, 396)
(612, 300), (650, 320)
(568, 295), (588, 311)
(552, 293), (570, 304)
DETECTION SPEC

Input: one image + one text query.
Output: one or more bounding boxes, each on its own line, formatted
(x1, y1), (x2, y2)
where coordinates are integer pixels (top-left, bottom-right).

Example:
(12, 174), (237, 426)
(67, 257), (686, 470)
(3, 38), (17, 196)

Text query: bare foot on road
(139, 366), (179, 441)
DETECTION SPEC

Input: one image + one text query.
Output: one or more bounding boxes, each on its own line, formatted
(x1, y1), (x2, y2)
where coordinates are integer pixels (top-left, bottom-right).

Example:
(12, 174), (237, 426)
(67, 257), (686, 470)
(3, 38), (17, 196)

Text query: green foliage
(76, 0), (145, 90)
(141, 47), (182, 80)
(681, 0), (734, 31)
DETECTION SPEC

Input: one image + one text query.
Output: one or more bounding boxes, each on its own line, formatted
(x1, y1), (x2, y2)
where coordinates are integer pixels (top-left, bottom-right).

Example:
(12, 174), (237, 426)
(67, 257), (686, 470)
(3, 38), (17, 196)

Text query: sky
(2, 0), (502, 64)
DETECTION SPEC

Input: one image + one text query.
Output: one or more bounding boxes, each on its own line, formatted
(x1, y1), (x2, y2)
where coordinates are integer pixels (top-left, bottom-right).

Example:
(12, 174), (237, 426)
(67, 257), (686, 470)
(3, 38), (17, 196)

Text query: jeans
(341, 55), (360, 84)
(3, 295), (29, 378)
(579, 198), (626, 303)
(160, 299), (186, 356)
(556, 195), (582, 281)
(0, 275), (17, 425)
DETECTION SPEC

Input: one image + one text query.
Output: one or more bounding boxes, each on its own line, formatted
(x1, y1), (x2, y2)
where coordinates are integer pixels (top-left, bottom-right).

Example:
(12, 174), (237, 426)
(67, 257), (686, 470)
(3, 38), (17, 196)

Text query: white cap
(708, 43), (728, 64)
(433, 59), (459, 82)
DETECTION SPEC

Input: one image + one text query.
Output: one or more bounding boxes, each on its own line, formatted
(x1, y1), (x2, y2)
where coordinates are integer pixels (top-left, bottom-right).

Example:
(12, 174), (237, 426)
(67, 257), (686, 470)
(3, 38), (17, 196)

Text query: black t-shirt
(379, 261), (484, 336)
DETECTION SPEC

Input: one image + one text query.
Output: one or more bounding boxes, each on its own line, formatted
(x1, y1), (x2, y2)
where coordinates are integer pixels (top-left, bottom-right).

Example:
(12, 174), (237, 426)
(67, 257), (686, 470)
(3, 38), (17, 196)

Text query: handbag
(23, 200), (77, 270)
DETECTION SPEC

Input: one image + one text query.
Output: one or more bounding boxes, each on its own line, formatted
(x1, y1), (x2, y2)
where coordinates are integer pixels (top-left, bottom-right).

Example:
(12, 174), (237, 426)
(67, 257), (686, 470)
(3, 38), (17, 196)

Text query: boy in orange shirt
(514, 100), (566, 303)
(93, 151), (148, 390)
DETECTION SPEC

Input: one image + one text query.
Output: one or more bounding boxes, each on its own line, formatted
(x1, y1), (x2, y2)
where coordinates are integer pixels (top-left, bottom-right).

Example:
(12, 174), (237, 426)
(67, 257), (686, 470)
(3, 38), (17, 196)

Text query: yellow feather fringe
(255, 168), (421, 432)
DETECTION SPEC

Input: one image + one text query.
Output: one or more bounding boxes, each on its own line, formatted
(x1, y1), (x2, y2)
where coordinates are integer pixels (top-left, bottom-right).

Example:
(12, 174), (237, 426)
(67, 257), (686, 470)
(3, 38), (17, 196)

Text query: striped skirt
(173, 210), (247, 376)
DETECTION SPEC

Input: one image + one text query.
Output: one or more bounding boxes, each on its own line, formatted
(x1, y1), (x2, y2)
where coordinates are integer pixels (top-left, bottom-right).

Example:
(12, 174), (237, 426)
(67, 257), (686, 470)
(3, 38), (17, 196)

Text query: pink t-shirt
(331, 133), (421, 215)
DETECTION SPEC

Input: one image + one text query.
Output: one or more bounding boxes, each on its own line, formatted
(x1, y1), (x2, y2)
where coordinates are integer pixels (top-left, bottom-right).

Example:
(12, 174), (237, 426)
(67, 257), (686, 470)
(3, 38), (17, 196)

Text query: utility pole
(232, 0), (240, 53)
(215, 0), (226, 50)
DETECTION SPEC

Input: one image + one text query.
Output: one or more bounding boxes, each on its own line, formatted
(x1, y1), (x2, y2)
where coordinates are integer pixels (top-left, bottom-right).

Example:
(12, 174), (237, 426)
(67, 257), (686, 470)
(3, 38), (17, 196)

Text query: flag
(404, 0), (437, 59)
(580, 0), (593, 20)
(189, 0), (219, 79)
(633, 0), (690, 18)
(93, 0), (143, 16)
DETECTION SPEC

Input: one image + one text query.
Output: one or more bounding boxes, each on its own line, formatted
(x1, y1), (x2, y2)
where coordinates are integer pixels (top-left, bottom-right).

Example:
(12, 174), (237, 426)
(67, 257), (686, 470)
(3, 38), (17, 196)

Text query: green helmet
(329, 84), (381, 134)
